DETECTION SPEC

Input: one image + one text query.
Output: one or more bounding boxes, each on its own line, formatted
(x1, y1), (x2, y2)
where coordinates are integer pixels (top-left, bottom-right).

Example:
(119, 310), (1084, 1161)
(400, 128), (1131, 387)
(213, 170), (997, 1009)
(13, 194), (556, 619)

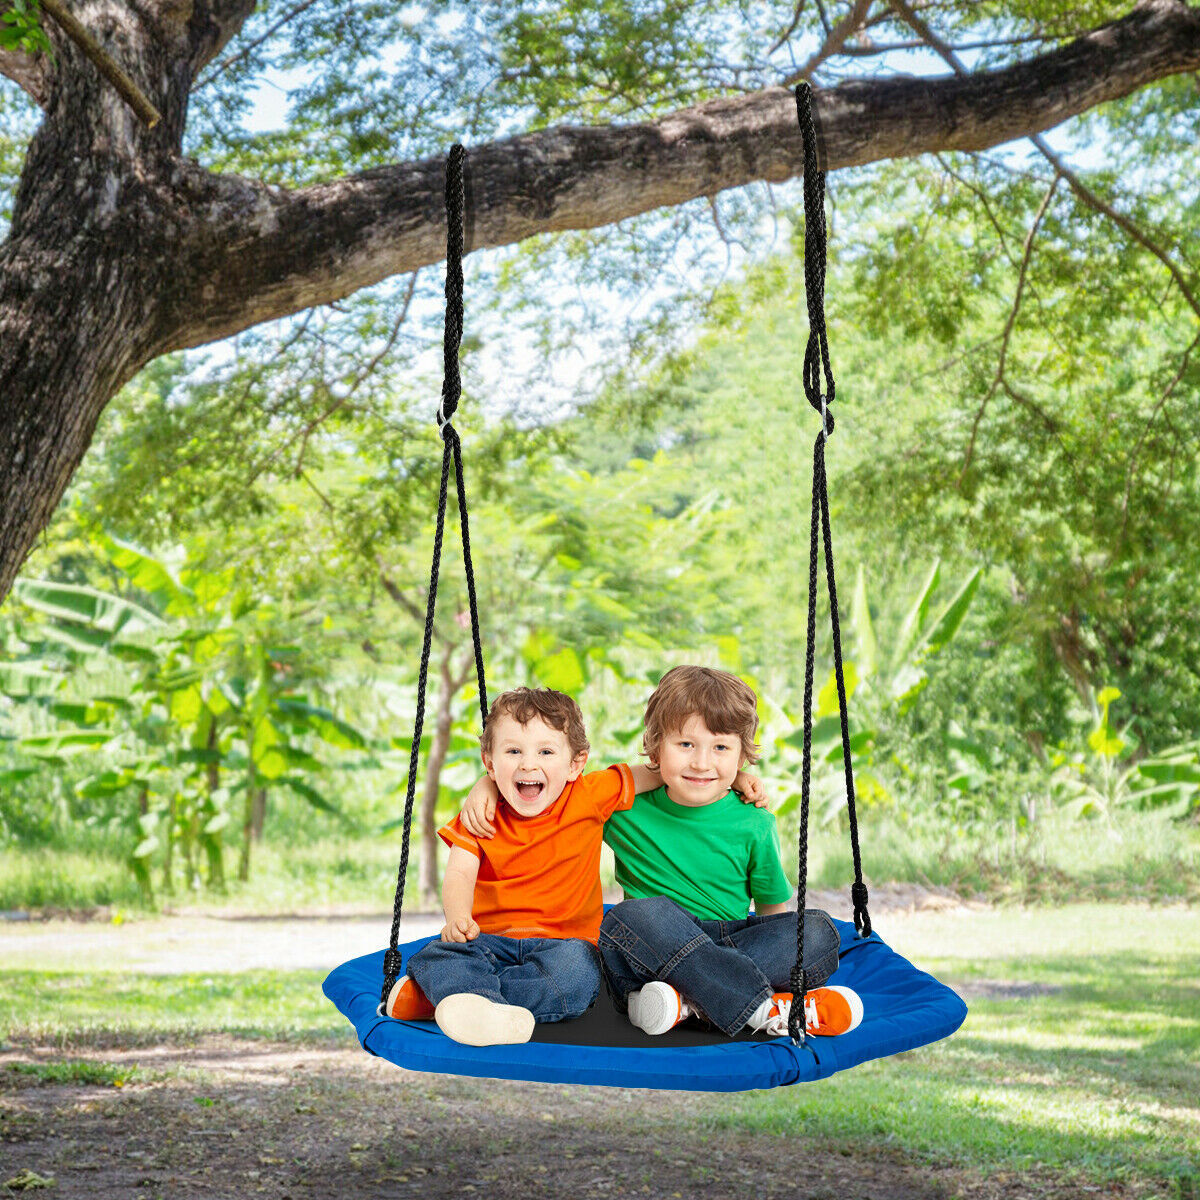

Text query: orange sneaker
(385, 975), (435, 1021)
(747, 986), (863, 1037)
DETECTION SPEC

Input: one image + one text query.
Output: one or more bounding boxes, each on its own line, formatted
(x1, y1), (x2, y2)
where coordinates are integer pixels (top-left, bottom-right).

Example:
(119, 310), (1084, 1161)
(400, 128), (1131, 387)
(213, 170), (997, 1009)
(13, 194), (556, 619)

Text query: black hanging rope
(789, 84), (871, 1045)
(381, 144), (489, 1008)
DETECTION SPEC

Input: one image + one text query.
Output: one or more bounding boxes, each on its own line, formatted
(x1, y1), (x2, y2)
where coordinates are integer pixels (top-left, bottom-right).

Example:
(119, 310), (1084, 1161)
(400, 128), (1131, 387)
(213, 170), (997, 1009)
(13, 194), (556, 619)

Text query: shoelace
(805, 994), (820, 1031)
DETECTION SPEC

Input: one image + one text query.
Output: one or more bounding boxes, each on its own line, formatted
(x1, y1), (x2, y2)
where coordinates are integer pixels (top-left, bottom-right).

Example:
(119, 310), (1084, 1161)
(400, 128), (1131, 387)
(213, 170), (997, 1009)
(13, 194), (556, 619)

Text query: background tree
(1, 0), (1199, 598)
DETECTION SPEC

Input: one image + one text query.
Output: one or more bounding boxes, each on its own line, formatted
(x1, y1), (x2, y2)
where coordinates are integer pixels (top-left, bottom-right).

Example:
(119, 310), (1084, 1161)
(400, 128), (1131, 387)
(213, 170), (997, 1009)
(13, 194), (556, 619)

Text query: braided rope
(788, 83), (872, 1045)
(381, 144), (489, 1007)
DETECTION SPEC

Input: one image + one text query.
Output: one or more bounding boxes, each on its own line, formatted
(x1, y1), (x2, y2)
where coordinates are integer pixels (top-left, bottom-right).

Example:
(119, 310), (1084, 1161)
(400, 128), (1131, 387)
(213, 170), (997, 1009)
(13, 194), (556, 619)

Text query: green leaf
(76, 769), (147, 798)
(851, 565), (878, 679)
(132, 836), (160, 859)
(279, 776), (342, 816)
(816, 662), (858, 719)
(1087, 727), (1125, 759)
(917, 567), (982, 659)
(19, 730), (116, 757)
(0, 662), (61, 696)
(534, 647), (585, 692)
(168, 683), (204, 725)
(12, 578), (162, 634)
(273, 699), (367, 750)
(97, 535), (193, 613)
(896, 560), (941, 659)
(203, 811), (231, 834)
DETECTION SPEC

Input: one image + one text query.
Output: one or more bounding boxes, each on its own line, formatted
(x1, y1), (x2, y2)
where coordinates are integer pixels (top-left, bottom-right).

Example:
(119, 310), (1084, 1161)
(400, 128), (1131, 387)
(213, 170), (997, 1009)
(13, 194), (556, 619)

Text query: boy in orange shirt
(385, 686), (765, 1047)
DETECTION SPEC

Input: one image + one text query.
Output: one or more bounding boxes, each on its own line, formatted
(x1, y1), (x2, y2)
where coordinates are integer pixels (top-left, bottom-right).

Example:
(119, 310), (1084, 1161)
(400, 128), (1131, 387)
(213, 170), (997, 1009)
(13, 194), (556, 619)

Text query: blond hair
(642, 665), (761, 766)
(480, 687), (589, 759)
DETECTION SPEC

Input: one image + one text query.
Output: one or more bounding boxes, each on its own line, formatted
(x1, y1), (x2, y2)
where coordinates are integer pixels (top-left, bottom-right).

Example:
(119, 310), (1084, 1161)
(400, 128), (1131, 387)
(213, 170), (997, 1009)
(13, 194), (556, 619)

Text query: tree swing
(323, 84), (968, 1091)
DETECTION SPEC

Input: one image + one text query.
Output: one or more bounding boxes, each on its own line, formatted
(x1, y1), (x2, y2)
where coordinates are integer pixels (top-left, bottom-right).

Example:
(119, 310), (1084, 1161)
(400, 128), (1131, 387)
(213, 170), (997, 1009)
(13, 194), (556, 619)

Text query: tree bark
(0, 0), (1198, 601)
(250, 786), (267, 842)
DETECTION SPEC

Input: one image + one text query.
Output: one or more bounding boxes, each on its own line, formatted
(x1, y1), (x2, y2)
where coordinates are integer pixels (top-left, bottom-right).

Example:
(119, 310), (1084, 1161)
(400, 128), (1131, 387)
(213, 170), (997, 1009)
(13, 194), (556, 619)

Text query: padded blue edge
(322, 918), (967, 1092)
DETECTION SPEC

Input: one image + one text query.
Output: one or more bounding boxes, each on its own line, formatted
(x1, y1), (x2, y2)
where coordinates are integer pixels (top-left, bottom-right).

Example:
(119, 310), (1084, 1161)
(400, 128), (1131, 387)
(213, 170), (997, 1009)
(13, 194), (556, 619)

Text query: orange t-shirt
(438, 763), (635, 944)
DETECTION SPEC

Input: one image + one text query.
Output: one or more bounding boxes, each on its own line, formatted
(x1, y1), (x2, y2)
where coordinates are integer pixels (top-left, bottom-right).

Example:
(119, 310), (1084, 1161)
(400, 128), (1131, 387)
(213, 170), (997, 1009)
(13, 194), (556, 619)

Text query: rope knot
(851, 881), (872, 937)
(382, 947), (403, 980)
(787, 965), (807, 1044)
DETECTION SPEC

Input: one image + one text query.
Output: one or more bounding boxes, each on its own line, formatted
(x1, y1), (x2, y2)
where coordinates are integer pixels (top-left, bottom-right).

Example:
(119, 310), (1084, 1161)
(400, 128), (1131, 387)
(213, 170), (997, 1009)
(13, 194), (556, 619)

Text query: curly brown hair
(480, 687), (590, 760)
(642, 665), (761, 766)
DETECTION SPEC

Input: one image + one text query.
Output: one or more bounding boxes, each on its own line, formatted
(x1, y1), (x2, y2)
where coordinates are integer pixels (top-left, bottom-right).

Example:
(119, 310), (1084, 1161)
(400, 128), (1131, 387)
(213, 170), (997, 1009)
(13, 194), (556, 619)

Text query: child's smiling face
(482, 713), (588, 817)
(655, 713), (744, 808)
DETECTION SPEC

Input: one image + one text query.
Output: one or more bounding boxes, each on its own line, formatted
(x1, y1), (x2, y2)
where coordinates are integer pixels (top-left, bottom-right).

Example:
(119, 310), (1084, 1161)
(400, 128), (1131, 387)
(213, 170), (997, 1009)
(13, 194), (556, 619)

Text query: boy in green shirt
(462, 665), (861, 1040)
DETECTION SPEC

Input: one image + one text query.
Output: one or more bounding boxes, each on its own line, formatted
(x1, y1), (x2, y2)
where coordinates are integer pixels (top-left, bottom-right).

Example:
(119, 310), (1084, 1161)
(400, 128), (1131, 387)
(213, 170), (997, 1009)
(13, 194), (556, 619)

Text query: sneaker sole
(629, 980), (683, 1036)
(434, 993), (535, 1046)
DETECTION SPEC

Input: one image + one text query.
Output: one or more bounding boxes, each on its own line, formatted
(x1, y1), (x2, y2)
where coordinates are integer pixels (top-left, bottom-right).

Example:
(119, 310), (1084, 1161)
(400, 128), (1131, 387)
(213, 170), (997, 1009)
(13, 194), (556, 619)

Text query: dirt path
(0, 883), (981, 974)
(0, 1035), (1149, 1200)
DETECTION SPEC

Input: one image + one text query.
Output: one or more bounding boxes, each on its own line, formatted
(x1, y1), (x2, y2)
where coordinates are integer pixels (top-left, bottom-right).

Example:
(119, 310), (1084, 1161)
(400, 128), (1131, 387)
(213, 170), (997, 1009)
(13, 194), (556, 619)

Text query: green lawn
(3, 903), (1196, 1195)
(715, 905), (1200, 1194)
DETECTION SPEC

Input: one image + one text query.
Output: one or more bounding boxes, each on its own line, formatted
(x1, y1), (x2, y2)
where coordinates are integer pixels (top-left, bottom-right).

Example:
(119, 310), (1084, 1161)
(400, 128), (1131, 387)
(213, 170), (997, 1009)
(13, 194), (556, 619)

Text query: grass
(801, 807), (1200, 905)
(0, 969), (338, 1046)
(6, 1059), (146, 1087)
(0, 834), (428, 915)
(712, 904), (1200, 1195)
(2, 904), (1196, 1195)
(4, 808), (1196, 915)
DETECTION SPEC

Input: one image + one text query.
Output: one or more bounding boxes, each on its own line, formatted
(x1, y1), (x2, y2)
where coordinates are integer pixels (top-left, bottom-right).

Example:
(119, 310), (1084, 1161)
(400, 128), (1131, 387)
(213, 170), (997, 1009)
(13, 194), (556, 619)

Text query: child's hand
(733, 770), (769, 808)
(461, 777), (500, 837)
(441, 917), (480, 943)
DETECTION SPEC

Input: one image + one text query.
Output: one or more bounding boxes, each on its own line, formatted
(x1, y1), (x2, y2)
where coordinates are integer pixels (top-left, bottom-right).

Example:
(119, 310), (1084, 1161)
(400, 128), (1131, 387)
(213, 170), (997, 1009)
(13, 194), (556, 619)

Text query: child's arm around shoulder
(460, 775), (501, 838)
(460, 763), (666, 838)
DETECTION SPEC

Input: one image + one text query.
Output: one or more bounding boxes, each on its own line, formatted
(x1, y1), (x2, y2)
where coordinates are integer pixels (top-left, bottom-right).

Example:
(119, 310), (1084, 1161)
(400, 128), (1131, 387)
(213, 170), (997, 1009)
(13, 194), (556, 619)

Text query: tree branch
(163, 0), (1200, 355)
(890, 0), (1200, 323)
(39, 0), (161, 126)
(786, 0), (874, 82)
(186, 0), (257, 77)
(960, 175), (1060, 484)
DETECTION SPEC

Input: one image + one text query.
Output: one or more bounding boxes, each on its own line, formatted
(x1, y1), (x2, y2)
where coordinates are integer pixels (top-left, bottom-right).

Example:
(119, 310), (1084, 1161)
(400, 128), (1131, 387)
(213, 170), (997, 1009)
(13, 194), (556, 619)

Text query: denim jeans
(406, 933), (601, 1023)
(598, 896), (841, 1036)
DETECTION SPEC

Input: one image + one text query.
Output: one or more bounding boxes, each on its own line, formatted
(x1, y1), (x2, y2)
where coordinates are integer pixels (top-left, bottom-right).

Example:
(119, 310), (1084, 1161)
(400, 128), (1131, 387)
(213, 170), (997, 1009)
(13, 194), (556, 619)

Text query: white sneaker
(626, 981), (696, 1035)
(434, 993), (535, 1046)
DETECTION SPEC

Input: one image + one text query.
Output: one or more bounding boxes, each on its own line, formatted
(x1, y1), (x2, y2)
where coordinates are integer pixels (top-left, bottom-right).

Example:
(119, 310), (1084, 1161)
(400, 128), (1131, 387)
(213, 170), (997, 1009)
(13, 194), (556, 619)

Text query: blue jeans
(598, 896), (841, 1036)
(406, 933), (601, 1023)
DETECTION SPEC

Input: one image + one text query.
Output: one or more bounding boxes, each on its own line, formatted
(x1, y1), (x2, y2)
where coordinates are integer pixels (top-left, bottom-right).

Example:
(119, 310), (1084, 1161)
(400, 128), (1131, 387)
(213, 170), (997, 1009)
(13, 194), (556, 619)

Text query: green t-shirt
(603, 786), (793, 921)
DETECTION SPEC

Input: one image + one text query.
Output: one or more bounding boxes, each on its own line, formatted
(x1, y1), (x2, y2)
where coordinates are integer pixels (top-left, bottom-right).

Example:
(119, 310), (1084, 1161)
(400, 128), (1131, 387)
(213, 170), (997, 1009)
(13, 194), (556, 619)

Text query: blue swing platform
(322, 916), (967, 1092)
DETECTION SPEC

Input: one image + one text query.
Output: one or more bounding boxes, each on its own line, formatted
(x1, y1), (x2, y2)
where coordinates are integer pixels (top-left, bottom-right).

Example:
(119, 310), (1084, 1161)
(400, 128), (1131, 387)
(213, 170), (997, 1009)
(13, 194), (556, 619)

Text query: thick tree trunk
(418, 644), (457, 911)
(0, 0), (1197, 601)
(0, 0), (191, 599)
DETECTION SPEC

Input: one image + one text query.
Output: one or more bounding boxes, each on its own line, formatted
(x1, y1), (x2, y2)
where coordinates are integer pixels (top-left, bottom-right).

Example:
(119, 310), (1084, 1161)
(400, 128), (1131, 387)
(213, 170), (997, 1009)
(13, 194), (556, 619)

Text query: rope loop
(795, 82), (836, 437)
(852, 882), (872, 938)
(381, 144), (488, 1008)
(787, 966), (808, 1045)
(789, 83), (873, 1019)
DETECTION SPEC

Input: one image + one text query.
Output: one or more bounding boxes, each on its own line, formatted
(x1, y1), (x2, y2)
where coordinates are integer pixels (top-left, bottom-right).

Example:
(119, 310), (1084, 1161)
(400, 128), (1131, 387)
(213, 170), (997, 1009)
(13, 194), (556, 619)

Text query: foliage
(0, 0), (50, 59)
(1, 535), (366, 897)
(1049, 686), (1200, 822)
(771, 560), (981, 825)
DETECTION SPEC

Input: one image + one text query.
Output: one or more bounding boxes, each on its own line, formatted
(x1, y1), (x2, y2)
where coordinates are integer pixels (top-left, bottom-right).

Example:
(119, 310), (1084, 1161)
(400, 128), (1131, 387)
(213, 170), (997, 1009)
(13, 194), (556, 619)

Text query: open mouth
(515, 780), (545, 801)
(683, 776), (717, 785)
